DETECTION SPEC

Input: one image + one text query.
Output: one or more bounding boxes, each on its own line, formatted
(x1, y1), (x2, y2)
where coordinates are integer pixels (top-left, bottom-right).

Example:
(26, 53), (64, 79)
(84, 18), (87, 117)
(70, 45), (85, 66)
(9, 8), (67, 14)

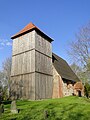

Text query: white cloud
(0, 38), (12, 49)
(6, 42), (12, 46)
(1, 42), (5, 46)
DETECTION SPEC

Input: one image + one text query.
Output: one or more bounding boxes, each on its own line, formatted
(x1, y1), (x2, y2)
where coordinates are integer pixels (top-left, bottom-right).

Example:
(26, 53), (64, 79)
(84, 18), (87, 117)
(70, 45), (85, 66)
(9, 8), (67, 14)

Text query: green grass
(0, 96), (90, 120)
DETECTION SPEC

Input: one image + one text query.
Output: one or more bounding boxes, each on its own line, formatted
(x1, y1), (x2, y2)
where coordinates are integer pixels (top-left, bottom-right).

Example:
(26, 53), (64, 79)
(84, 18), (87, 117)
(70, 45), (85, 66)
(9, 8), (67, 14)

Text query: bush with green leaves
(84, 83), (90, 98)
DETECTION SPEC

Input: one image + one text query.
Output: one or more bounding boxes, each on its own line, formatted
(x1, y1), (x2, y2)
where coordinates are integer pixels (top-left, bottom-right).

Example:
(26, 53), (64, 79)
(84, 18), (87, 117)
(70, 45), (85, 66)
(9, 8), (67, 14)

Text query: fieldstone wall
(62, 82), (74, 96)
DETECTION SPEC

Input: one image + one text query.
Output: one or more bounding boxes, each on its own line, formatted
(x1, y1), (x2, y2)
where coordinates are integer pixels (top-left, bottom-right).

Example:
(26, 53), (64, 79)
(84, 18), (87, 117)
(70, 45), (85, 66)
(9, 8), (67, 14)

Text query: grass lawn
(0, 96), (90, 120)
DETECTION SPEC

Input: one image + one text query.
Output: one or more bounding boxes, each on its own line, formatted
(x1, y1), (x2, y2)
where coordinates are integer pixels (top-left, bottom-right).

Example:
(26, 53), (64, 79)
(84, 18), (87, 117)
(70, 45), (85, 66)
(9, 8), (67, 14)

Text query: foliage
(84, 82), (90, 98)
(0, 86), (9, 102)
(0, 96), (90, 120)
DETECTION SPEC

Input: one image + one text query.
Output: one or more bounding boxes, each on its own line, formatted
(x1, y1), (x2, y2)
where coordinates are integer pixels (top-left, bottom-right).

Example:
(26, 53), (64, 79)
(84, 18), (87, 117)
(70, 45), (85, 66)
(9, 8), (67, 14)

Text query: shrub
(84, 83), (90, 98)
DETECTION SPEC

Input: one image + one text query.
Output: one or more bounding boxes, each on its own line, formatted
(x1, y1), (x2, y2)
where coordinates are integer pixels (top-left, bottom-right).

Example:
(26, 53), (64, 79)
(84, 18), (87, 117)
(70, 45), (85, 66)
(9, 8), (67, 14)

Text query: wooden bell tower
(10, 23), (53, 100)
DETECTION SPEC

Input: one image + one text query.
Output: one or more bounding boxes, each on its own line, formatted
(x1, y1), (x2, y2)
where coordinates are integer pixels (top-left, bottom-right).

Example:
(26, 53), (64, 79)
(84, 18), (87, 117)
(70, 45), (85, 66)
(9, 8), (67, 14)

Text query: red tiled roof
(11, 22), (53, 42)
(11, 22), (38, 39)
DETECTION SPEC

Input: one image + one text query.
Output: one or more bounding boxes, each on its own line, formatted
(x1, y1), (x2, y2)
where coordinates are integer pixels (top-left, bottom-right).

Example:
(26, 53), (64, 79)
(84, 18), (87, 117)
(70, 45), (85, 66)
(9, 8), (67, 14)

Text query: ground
(0, 96), (90, 120)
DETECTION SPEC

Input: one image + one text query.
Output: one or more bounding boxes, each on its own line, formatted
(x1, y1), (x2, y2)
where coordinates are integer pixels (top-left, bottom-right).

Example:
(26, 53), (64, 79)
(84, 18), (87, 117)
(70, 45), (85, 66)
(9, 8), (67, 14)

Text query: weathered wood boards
(11, 73), (35, 100)
(11, 50), (35, 76)
(11, 28), (53, 100)
(35, 31), (53, 100)
(35, 73), (53, 100)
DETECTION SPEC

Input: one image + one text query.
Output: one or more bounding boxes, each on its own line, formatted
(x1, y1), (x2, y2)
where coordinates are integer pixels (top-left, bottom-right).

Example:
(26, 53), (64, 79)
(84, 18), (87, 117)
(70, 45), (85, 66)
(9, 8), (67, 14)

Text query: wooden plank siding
(11, 29), (53, 100)
(12, 31), (35, 56)
(35, 31), (53, 100)
(35, 31), (52, 57)
(10, 73), (35, 100)
(11, 50), (35, 76)
(35, 51), (52, 75)
(35, 73), (53, 100)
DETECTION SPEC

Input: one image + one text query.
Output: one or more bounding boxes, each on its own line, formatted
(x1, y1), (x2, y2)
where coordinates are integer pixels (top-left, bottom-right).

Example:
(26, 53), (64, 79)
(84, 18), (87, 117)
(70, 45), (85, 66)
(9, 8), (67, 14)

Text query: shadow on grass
(2, 100), (12, 105)
(58, 103), (84, 120)
(43, 103), (85, 120)
(68, 112), (84, 120)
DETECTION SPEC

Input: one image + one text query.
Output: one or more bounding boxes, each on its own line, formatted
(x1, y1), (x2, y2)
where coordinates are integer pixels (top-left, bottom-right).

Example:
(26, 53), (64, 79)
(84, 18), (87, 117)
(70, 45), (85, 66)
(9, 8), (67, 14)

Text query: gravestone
(44, 110), (48, 119)
(11, 101), (18, 114)
(0, 104), (4, 115)
(0, 92), (3, 105)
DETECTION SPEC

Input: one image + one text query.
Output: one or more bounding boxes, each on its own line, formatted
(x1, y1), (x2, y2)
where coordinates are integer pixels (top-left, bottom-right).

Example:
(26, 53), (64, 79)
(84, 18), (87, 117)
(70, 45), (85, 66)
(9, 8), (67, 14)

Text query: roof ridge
(52, 52), (66, 63)
(11, 22), (36, 39)
(11, 22), (53, 42)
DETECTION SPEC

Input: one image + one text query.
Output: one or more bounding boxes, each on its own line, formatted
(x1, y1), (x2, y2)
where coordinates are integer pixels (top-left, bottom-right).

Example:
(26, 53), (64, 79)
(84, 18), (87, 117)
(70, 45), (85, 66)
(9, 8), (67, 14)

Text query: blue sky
(0, 0), (90, 69)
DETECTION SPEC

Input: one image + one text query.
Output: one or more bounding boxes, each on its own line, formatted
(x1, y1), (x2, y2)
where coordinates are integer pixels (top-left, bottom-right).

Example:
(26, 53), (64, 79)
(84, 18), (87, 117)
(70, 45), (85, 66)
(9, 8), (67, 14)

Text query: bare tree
(0, 57), (12, 99)
(2, 57), (12, 84)
(70, 63), (87, 84)
(70, 63), (81, 75)
(68, 22), (90, 67)
(68, 22), (90, 83)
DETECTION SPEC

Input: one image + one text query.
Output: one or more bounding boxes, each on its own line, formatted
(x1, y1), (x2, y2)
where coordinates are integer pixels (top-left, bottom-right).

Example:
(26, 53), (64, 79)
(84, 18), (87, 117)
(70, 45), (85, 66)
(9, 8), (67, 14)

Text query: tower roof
(11, 22), (53, 42)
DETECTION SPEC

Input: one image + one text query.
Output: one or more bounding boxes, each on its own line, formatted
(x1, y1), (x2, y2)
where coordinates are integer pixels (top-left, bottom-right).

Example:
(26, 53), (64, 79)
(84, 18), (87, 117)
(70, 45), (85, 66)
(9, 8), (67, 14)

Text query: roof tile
(11, 22), (38, 39)
(11, 22), (53, 42)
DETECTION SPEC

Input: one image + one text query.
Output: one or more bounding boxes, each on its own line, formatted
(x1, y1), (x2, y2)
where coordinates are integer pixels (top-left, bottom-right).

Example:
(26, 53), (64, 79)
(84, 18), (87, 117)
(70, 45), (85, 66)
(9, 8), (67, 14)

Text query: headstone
(0, 92), (3, 105)
(0, 104), (4, 115)
(11, 101), (18, 114)
(44, 110), (48, 119)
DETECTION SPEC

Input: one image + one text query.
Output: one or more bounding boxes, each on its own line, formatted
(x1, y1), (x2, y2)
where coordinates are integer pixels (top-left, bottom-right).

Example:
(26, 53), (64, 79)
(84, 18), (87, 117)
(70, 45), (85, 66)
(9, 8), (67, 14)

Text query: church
(10, 23), (84, 100)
